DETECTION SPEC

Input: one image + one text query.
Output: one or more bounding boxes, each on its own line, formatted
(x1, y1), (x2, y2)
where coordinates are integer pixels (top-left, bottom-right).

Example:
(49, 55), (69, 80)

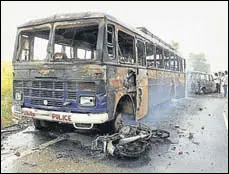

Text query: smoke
(139, 98), (180, 128)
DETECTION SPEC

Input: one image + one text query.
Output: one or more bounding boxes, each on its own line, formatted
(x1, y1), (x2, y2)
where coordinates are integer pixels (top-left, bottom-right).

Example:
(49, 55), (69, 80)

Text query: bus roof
(19, 12), (183, 58)
(18, 12), (114, 28)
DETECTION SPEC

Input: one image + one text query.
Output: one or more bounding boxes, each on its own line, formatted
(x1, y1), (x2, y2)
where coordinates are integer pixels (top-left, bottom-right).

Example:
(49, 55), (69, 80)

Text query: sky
(1, 1), (228, 72)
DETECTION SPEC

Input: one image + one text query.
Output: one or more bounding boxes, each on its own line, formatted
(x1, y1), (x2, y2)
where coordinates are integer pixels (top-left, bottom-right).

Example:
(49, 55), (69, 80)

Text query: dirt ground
(1, 94), (228, 173)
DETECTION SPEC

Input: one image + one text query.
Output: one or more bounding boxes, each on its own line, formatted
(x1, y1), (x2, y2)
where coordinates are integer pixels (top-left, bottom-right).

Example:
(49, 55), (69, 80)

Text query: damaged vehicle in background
(187, 71), (217, 94)
(11, 12), (186, 132)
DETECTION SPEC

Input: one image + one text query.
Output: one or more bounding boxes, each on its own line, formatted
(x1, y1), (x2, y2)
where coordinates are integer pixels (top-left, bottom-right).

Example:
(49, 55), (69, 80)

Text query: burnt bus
(12, 12), (186, 131)
(186, 71), (217, 94)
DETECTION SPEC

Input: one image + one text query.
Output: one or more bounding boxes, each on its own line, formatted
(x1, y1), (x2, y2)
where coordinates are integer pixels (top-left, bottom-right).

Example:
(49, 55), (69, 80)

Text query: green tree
(170, 40), (179, 52)
(170, 40), (183, 56)
(188, 52), (210, 73)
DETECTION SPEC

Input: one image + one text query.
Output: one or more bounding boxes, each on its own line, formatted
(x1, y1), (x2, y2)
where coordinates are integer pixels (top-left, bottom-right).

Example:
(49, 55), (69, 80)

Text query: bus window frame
(163, 49), (170, 70)
(136, 38), (146, 68)
(178, 56), (182, 72)
(146, 42), (156, 68)
(102, 20), (186, 73)
(155, 45), (164, 69)
(117, 28), (136, 65)
(105, 22), (116, 61)
(52, 19), (103, 62)
(15, 24), (52, 62)
(174, 55), (179, 71)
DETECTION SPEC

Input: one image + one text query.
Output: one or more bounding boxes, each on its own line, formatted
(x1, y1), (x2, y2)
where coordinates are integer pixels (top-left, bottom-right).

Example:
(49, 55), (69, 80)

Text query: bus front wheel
(112, 112), (124, 132)
(112, 112), (136, 132)
(99, 113), (127, 133)
(202, 87), (207, 94)
(33, 119), (50, 130)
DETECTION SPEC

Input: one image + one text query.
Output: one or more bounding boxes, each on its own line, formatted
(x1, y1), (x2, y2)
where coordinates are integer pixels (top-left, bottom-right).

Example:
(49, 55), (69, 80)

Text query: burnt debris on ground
(91, 123), (170, 158)
(1, 120), (171, 160)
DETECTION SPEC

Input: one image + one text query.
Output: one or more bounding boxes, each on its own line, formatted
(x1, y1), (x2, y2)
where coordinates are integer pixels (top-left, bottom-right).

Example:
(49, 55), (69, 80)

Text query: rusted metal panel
(136, 69), (148, 120)
(109, 67), (128, 89)
(148, 70), (157, 79)
(179, 73), (185, 83)
(146, 69), (186, 109)
(13, 63), (107, 114)
(106, 65), (137, 120)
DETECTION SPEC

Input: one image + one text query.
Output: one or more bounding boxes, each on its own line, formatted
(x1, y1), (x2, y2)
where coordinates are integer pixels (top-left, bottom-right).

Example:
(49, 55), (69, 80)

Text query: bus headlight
(79, 96), (95, 107)
(15, 91), (23, 101)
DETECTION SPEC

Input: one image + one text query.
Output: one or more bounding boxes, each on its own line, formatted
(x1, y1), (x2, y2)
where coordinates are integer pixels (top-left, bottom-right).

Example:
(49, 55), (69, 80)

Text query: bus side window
(156, 46), (163, 68)
(107, 24), (115, 59)
(174, 56), (178, 71)
(170, 54), (175, 70)
(164, 50), (170, 69)
(118, 30), (135, 64)
(146, 42), (154, 68)
(77, 48), (92, 60)
(137, 40), (146, 66)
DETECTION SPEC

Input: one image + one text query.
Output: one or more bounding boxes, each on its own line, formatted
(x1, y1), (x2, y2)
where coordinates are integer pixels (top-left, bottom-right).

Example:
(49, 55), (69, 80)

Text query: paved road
(1, 94), (228, 173)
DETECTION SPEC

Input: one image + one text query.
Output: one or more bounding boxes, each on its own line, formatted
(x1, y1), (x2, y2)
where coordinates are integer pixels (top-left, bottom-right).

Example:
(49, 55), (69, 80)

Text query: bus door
(136, 40), (148, 120)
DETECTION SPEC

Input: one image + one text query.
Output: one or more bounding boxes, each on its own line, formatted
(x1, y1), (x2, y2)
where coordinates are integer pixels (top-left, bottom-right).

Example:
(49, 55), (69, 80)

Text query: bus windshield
(53, 24), (99, 62)
(16, 24), (99, 62)
(17, 27), (50, 61)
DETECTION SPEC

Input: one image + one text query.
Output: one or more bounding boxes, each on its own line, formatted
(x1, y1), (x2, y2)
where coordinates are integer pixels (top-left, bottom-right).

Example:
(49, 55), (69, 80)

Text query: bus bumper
(11, 106), (109, 125)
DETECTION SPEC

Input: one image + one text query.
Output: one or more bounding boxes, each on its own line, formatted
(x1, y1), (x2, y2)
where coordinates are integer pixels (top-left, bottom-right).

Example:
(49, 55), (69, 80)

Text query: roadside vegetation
(1, 60), (13, 128)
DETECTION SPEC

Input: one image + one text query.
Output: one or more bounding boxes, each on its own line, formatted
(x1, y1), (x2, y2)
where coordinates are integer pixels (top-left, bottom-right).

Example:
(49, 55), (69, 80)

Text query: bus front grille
(13, 80), (81, 108)
(31, 99), (63, 107)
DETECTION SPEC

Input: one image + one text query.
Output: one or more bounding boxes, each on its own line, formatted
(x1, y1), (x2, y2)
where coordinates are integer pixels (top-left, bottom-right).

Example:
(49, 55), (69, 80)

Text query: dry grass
(1, 60), (13, 127)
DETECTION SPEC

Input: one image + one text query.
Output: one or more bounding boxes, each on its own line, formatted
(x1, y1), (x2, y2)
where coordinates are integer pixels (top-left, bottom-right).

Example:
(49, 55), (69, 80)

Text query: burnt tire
(33, 120), (43, 130)
(112, 113), (123, 133)
(202, 87), (207, 94)
(111, 113), (136, 133)
(33, 120), (50, 130)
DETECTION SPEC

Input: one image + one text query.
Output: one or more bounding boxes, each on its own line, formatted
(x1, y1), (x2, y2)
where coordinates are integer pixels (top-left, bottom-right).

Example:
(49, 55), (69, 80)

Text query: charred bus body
(11, 12), (186, 131)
